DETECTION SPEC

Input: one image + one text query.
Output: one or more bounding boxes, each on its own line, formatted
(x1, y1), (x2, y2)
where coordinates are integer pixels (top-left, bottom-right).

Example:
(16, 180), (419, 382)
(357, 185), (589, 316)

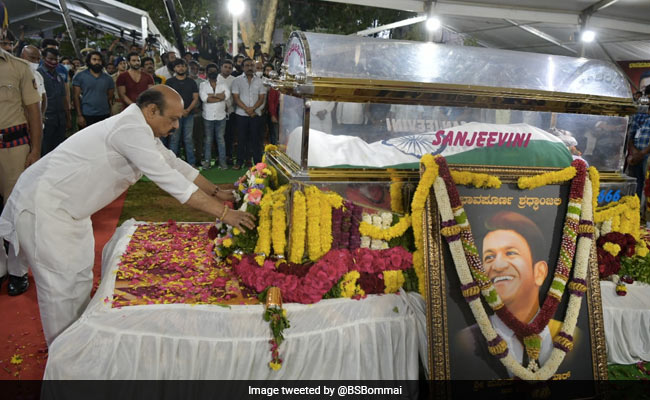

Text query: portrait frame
(422, 164), (608, 383)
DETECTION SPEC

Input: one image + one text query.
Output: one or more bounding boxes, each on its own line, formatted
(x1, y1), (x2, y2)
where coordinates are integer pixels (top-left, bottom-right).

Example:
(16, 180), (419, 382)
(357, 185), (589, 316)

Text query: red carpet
(0, 192), (126, 380)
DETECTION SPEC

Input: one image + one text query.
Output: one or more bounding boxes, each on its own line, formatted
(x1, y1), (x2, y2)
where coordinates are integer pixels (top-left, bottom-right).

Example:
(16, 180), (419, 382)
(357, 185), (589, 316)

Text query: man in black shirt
(165, 59), (199, 166)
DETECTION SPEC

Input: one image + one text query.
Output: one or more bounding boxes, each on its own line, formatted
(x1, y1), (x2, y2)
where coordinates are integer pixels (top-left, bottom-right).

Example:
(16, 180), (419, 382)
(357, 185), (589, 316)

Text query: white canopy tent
(328, 0), (650, 65)
(5, 0), (176, 53)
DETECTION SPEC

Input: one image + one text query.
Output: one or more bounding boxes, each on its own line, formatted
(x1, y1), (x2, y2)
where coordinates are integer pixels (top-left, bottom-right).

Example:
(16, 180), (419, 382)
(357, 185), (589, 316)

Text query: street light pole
(228, 0), (244, 57)
(232, 13), (237, 57)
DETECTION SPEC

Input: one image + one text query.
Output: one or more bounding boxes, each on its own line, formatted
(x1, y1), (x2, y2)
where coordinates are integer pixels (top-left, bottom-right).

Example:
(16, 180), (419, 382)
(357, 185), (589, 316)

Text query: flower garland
(383, 270), (405, 294)
(450, 170), (502, 189)
(233, 246), (413, 304)
(305, 186), (322, 261)
(517, 165), (577, 190)
(390, 180), (404, 213)
(359, 214), (412, 242)
(588, 167), (600, 215)
(410, 155), (439, 296)
(431, 155), (594, 380)
(319, 192), (334, 256)
(339, 270), (365, 298)
(254, 189), (274, 265)
(595, 196), (641, 241)
(271, 185), (289, 257)
(289, 190), (306, 264)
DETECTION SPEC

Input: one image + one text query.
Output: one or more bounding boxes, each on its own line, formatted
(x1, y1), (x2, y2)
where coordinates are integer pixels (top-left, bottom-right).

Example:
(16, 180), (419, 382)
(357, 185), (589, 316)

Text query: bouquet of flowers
(213, 162), (274, 259)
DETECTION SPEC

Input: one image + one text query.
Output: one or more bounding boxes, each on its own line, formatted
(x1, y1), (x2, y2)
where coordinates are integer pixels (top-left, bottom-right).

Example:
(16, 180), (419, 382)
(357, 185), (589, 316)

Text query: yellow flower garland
(518, 165), (577, 190)
(340, 270), (365, 298)
(271, 185), (289, 257)
(289, 190), (306, 263)
(603, 242), (621, 257)
(320, 192), (334, 256)
(262, 144), (278, 164)
(384, 270), (405, 294)
(595, 196), (641, 240)
(451, 170), (502, 189)
(359, 214), (412, 241)
(390, 180), (404, 213)
(254, 190), (274, 265)
(305, 186), (322, 261)
(411, 154), (439, 296)
(588, 167), (600, 214)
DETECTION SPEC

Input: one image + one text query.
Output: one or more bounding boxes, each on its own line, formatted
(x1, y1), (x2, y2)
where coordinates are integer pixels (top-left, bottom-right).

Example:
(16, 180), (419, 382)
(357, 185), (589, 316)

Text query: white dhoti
(14, 204), (94, 345)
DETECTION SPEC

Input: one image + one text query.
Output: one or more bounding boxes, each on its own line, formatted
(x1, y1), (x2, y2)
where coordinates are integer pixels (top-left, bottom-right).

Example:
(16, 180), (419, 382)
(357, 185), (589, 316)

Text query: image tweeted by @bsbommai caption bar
(247, 384), (405, 397)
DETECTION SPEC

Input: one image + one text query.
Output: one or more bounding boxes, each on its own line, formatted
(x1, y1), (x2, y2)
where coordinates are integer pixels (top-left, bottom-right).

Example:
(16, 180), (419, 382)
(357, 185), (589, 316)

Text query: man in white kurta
(0, 85), (255, 346)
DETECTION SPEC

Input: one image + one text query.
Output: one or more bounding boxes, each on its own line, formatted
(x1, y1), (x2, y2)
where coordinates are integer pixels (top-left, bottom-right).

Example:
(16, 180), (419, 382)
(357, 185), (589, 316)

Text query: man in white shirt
(231, 58), (266, 170)
(199, 63), (230, 169)
(155, 51), (176, 80)
(0, 85), (255, 346)
(20, 45), (47, 118)
(217, 60), (236, 166)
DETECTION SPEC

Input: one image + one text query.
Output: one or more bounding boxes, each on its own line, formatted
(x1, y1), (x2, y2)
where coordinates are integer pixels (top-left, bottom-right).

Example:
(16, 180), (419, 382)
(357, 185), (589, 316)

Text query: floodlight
(228, 0), (245, 16)
(580, 30), (596, 43)
(425, 16), (441, 31)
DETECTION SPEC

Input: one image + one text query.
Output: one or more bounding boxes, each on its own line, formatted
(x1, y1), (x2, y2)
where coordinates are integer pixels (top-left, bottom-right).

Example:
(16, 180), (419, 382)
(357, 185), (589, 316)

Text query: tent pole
(57, 0), (81, 59)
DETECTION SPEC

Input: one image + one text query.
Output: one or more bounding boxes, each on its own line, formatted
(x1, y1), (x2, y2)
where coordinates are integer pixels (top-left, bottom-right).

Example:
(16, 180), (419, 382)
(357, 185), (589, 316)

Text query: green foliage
(619, 254), (650, 284)
(264, 307), (290, 345)
(402, 268), (419, 293)
(388, 213), (415, 252)
(258, 286), (271, 303)
(276, 0), (416, 36)
(322, 278), (342, 299)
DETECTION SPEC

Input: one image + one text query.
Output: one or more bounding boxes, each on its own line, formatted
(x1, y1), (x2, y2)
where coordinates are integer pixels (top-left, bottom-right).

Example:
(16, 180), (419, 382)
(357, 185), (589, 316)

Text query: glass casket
(264, 32), (637, 213)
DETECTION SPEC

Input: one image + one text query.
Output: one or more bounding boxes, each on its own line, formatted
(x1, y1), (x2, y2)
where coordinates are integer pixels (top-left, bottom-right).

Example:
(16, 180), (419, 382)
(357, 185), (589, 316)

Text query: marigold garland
(271, 186), (289, 257)
(339, 270), (365, 298)
(603, 242), (621, 257)
(411, 154), (439, 296)
(450, 170), (502, 188)
(595, 196), (641, 240)
(383, 270), (405, 294)
(359, 214), (412, 241)
(517, 165), (577, 190)
(289, 190), (306, 263)
(254, 190), (274, 265)
(305, 186), (323, 261)
(390, 180), (405, 213)
(320, 192), (334, 256)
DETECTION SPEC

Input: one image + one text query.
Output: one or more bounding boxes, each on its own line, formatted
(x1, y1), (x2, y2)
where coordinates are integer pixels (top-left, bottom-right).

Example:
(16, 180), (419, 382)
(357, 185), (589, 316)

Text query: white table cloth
(44, 220), (428, 379)
(600, 280), (650, 364)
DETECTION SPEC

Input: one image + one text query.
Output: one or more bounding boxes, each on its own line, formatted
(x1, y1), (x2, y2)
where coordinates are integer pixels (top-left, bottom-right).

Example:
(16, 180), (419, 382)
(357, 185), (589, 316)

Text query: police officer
(0, 1), (43, 295)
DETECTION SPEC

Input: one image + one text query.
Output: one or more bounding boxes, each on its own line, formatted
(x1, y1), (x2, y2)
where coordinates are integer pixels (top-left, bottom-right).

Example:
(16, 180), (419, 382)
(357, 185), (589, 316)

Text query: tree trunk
(239, 0), (279, 58)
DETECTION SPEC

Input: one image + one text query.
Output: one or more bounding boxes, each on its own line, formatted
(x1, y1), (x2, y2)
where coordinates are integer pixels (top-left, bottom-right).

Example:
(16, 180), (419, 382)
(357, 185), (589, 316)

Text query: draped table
(600, 280), (650, 364)
(44, 220), (428, 379)
(44, 220), (649, 379)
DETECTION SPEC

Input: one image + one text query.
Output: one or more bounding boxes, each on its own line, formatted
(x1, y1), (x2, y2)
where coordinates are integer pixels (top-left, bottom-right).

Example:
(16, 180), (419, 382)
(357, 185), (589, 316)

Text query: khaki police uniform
(0, 47), (40, 280)
(0, 48), (40, 203)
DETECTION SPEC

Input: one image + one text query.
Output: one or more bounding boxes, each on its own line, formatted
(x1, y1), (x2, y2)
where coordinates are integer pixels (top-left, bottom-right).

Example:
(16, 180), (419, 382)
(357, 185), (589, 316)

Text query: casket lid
(274, 32), (636, 116)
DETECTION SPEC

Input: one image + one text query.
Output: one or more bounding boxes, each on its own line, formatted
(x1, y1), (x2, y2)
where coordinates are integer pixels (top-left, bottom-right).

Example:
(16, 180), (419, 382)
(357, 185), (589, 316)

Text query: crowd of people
(1, 31), (282, 172)
(0, 24), (282, 301)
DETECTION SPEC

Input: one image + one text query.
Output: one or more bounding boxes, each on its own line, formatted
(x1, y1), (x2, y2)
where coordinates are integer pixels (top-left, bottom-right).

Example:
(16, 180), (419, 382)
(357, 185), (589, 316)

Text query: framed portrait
(423, 165), (608, 384)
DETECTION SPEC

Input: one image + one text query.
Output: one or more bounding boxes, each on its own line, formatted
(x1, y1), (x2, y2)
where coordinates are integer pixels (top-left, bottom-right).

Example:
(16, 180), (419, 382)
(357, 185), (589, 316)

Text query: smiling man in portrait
(456, 211), (562, 378)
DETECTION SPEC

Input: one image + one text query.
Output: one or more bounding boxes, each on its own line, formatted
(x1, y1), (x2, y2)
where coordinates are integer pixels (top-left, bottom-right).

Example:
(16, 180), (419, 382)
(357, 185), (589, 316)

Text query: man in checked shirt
(627, 85), (650, 201)
(0, 1), (43, 296)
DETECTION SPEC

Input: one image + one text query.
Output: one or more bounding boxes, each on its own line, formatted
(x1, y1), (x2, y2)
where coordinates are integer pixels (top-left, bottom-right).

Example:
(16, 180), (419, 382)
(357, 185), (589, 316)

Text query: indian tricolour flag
(287, 122), (573, 169)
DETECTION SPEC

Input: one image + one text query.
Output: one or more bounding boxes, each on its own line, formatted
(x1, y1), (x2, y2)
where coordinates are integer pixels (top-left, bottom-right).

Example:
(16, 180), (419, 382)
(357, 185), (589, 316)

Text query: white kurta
(0, 104), (199, 345)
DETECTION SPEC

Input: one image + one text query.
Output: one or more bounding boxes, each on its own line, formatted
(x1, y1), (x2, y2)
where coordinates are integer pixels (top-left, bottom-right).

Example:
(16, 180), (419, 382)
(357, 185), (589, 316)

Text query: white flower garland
(434, 176), (594, 380)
